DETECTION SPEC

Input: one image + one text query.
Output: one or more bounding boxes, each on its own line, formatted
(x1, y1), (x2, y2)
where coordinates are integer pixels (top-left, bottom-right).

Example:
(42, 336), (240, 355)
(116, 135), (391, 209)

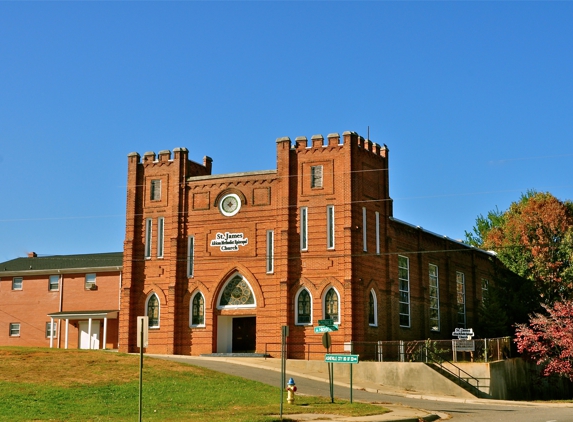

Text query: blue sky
(1, 2), (572, 262)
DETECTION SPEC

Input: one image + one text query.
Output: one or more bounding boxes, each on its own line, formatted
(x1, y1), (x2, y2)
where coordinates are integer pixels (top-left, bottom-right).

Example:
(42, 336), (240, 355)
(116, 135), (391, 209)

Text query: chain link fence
(264, 337), (513, 362)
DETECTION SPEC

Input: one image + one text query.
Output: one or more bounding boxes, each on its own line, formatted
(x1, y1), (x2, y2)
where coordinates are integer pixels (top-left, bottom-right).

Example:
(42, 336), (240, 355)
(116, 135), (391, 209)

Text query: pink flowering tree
(515, 301), (573, 381)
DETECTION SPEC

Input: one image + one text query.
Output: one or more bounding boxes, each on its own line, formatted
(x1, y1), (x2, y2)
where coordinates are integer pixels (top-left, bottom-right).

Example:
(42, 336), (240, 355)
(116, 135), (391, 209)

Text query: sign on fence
(453, 339), (475, 352)
(452, 328), (474, 339)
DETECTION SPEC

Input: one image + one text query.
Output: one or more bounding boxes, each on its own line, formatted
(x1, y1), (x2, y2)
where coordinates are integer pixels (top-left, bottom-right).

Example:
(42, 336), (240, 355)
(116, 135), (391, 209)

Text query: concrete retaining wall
(287, 358), (572, 400)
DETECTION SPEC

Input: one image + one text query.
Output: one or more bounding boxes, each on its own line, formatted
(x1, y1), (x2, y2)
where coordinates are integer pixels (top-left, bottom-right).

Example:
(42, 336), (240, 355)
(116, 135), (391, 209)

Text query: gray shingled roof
(0, 252), (123, 273)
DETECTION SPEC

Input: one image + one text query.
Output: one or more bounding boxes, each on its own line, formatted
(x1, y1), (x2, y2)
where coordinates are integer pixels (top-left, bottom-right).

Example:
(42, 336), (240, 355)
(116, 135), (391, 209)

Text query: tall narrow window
(150, 179), (161, 201)
(300, 207), (308, 251)
(266, 230), (274, 274)
(187, 236), (195, 278)
(296, 288), (311, 325)
(362, 207), (367, 252)
(398, 255), (410, 327)
(157, 217), (164, 258)
(49, 275), (59, 291)
(327, 205), (335, 249)
(457, 272), (466, 328)
(190, 292), (205, 327)
(375, 211), (380, 255)
(324, 288), (339, 323)
(429, 264), (440, 332)
(12, 277), (23, 290)
(310, 165), (323, 188)
(481, 278), (489, 303)
(147, 294), (160, 328)
(145, 218), (153, 259)
(46, 322), (57, 339)
(369, 289), (377, 326)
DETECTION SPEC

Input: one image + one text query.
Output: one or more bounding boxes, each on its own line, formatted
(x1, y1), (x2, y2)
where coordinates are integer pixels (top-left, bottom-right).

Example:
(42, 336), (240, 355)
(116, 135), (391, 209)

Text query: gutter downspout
(58, 274), (64, 348)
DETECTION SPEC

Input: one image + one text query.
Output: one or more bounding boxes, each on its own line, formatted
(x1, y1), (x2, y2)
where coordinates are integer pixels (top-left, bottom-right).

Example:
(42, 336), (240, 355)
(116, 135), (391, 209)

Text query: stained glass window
(220, 275), (254, 306)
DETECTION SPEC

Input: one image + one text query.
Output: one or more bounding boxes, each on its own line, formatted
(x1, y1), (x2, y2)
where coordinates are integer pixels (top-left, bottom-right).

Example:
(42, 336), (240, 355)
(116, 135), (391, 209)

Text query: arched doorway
(216, 273), (257, 353)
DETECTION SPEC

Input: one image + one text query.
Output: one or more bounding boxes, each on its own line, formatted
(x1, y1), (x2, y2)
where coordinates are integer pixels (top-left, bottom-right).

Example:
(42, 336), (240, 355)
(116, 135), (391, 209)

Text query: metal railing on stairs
(419, 344), (482, 398)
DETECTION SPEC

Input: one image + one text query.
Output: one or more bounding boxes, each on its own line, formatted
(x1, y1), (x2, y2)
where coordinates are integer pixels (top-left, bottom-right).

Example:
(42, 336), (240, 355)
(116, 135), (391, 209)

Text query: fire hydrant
(286, 378), (297, 404)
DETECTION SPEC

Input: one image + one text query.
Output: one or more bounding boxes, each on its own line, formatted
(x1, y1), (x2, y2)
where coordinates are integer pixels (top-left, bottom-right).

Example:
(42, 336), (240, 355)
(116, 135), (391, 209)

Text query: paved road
(151, 355), (573, 422)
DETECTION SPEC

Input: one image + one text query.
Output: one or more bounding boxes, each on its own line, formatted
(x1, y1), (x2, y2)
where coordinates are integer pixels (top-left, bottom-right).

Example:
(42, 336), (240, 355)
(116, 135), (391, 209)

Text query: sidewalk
(148, 354), (447, 422)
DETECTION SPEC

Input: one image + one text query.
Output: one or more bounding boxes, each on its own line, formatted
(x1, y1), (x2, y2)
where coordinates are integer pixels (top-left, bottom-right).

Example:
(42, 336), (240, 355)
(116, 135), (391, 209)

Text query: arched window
(146, 293), (160, 328)
(218, 273), (256, 308)
(324, 288), (339, 323)
(295, 288), (312, 325)
(190, 292), (205, 327)
(368, 289), (377, 326)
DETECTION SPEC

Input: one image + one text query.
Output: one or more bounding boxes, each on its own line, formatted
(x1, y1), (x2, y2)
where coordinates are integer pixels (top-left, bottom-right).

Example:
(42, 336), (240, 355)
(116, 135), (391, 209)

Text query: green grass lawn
(0, 347), (389, 421)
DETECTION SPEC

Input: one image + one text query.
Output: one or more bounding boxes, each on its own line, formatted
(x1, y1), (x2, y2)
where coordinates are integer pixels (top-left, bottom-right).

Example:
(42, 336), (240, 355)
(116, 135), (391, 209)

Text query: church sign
(210, 232), (249, 252)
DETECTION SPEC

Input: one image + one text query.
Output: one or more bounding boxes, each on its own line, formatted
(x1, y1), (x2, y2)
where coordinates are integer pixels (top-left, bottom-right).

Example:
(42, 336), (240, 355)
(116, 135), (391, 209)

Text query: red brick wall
(120, 133), (499, 357)
(0, 270), (121, 348)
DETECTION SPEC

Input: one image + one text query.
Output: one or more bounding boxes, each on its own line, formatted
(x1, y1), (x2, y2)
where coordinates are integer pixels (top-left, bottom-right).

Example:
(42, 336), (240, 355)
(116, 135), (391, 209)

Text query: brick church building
(119, 131), (497, 357)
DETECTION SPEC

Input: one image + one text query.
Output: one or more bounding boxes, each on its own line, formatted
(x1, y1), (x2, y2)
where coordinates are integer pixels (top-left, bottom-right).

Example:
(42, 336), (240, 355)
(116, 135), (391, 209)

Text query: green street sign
(318, 319), (334, 326)
(314, 325), (338, 333)
(325, 354), (359, 364)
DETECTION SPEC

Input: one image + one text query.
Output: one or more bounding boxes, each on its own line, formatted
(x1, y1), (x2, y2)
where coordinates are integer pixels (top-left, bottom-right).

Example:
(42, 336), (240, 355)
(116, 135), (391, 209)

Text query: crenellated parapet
(126, 148), (212, 177)
(275, 131), (388, 160)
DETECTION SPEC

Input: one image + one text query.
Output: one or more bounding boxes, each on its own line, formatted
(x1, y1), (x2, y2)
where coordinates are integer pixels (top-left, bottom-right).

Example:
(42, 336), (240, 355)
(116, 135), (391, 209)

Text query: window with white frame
(46, 322), (57, 338)
(146, 293), (160, 328)
(457, 272), (466, 328)
(9, 323), (20, 337)
(187, 236), (195, 278)
(266, 230), (274, 274)
(300, 207), (308, 251)
(12, 277), (22, 290)
(310, 165), (323, 188)
(481, 278), (489, 303)
(296, 288), (312, 325)
(375, 211), (380, 255)
(362, 207), (367, 252)
(326, 205), (335, 249)
(48, 275), (59, 291)
(190, 292), (205, 327)
(429, 264), (440, 332)
(150, 179), (161, 201)
(85, 273), (96, 290)
(398, 255), (410, 327)
(368, 289), (377, 326)
(145, 218), (153, 258)
(157, 217), (164, 258)
(324, 288), (339, 323)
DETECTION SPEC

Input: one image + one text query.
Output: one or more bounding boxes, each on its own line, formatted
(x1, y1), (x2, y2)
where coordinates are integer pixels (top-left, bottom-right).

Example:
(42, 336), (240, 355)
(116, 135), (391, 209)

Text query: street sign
(325, 354), (359, 364)
(318, 319), (334, 326)
(137, 316), (149, 348)
(322, 332), (331, 349)
(314, 325), (338, 333)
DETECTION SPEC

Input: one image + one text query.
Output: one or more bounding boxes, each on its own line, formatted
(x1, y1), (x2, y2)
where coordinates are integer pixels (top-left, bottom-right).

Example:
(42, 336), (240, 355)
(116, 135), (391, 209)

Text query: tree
(515, 301), (573, 381)
(466, 191), (573, 305)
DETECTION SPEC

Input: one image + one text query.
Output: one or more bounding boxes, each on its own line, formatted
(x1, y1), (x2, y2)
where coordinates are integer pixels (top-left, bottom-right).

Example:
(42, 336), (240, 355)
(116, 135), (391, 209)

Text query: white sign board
(452, 328), (474, 339)
(453, 339), (475, 352)
(210, 232), (249, 252)
(137, 316), (149, 348)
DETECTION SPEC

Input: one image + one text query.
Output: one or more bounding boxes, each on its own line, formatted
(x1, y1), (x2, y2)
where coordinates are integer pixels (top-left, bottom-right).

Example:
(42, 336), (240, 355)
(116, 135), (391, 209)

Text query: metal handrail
(420, 345), (481, 397)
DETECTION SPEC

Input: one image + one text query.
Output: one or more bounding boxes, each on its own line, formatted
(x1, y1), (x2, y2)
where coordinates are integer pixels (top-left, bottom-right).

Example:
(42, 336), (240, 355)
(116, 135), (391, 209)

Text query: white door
(79, 321), (100, 349)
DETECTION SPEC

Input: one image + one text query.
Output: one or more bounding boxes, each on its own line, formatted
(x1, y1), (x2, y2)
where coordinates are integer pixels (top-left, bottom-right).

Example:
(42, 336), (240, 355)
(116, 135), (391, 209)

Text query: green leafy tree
(466, 191), (573, 305)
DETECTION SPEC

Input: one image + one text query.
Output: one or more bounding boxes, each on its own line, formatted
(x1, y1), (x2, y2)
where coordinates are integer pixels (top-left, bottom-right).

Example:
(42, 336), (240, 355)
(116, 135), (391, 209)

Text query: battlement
(276, 131), (388, 159)
(126, 148), (212, 176)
